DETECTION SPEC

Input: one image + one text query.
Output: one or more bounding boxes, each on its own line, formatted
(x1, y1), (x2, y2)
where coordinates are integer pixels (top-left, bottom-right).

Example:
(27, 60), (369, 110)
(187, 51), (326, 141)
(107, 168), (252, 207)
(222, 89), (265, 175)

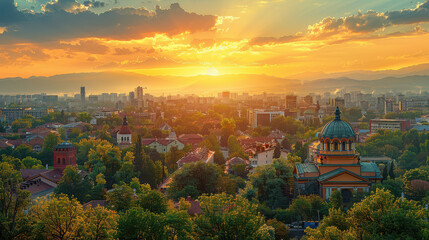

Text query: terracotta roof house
(178, 134), (204, 146)
(225, 157), (249, 174)
(142, 138), (185, 153)
(25, 135), (44, 152)
(176, 147), (215, 168)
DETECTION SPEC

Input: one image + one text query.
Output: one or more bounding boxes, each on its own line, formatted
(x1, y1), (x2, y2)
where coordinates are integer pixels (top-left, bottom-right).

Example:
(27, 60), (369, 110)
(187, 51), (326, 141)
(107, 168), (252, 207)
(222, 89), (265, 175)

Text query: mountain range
(1, 66), (429, 95)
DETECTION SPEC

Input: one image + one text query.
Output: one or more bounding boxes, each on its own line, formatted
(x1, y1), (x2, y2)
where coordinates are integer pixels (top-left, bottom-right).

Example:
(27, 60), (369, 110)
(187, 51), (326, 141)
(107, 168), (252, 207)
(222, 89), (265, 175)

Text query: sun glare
(206, 67), (220, 76)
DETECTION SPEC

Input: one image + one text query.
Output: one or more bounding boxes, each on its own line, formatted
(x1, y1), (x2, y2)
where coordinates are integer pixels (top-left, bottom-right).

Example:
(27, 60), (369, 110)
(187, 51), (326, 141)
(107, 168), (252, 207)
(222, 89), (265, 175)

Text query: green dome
(320, 107), (356, 139)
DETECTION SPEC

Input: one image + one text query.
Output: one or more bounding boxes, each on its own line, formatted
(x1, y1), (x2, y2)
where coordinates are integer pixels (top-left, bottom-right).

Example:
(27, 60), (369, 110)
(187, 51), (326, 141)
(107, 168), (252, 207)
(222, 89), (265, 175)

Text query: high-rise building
(129, 92), (135, 102)
(285, 95), (297, 110)
(135, 86), (144, 110)
(384, 99), (393, 115)
(80, 86), (85, 103)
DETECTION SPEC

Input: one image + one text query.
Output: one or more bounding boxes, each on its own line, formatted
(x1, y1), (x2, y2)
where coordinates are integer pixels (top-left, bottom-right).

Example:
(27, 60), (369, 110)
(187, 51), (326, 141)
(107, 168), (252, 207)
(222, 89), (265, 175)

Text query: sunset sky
(1, 0), (429, 79)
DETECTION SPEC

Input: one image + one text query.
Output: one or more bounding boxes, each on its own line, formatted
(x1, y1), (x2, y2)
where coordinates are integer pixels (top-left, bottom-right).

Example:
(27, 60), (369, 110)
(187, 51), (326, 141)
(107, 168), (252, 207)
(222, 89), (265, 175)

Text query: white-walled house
(142, 138), (185, 153)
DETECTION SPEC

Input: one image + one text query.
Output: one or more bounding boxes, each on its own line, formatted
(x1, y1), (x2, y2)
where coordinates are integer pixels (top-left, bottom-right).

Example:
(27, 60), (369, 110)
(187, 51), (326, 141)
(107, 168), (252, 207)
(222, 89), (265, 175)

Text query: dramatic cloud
(42, 0), (88, 13)
(83, 0), (105, 8)
(308, 0), (429, 38)
(0, 2), (217, 43)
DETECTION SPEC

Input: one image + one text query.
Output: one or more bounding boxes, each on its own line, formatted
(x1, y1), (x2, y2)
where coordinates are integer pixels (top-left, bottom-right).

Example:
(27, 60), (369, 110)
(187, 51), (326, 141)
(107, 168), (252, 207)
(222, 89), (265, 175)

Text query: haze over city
(1, 1), (429, 240)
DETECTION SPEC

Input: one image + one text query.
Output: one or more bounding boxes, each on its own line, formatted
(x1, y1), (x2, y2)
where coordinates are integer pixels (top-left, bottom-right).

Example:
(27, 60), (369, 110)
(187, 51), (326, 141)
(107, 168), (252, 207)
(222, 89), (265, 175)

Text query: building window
(349, 141), (353, 150)
(58, 158), (61, 164)
(62, 158), (65, 164)
(326, 142), (330, 151)
(342, 142), (346, 151)
(334, 142), (338, 151)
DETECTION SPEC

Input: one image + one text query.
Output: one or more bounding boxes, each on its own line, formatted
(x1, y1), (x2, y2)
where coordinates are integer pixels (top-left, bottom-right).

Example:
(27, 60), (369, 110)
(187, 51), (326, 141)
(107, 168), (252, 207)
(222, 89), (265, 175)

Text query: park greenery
(1, 105), (429, 239)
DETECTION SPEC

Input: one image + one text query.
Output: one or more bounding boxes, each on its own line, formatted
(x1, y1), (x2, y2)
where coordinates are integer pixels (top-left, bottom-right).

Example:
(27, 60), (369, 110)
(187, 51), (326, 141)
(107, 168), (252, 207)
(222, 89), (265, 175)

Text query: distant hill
(0, 71), (428, 95)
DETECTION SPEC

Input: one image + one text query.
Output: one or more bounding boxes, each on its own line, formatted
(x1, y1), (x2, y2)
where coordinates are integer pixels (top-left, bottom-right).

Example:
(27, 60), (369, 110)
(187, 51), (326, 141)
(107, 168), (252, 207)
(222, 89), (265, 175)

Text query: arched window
(334, 142), (339, 151)
(58, 158), (61, 164)
(342, 141), (346, 151)
(62, 158), (66, 164)
(326, 141), (331, 151)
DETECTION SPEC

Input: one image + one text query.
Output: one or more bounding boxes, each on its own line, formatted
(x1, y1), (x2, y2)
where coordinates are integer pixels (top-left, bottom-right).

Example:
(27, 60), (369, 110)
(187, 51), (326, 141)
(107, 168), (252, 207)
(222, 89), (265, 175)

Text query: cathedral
(294, 107), (382, 201)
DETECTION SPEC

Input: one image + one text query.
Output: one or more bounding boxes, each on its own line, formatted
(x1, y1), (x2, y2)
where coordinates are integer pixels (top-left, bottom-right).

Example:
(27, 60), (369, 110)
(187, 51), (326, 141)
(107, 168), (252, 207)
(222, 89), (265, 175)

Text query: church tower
(117, 116), (132, 146)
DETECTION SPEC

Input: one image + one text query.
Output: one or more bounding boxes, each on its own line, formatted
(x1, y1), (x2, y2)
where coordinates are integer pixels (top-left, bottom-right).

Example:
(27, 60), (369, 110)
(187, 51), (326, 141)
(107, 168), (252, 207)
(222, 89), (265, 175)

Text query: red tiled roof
(178, 134), (203, 145)
(0, 140), (13, 149)
(7, 139), (24, 147)
(40, 169), (64, 183)
(22, 181), (55, 195)
(118, 125), (131, 134)
(226, 157), (248, 166)
(21, 169), (50, 181)
(176, 147), (214, 165)
(142, 138), (156, 145)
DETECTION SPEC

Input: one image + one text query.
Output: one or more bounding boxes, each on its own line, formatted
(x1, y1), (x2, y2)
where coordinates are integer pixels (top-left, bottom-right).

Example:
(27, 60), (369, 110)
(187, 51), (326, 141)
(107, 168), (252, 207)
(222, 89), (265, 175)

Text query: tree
(117, 207), (166, 240)
(135, 190), (168, 214)
(403, 168), (429, 200)
(398, 150), (418, 169)
(281, 138), (291, 150)
(55, 166), (92, 202)
(82, 206), (118, 240)
(106, 183), (135, 212)
(193, 193), (271, 240)
(0, 162), (31, 240)
(266, 219), (289, 240)
(77, 112), (92, 123)
(273, 143), (281, 159)
(329, 190), (343, 209)
(304, 208), (353, 240)
(114, 151), (136, 184)
(40, 132), (60, 165)
(167, 162), (236, 201)
(389, 162), (395, 179)
(249, 158), (294, 209)
(289, 195), (326, 221)
(165, 146), (186, 172)
(87, 143), (122, 188)
(270, 116), (302, 135)
(348, 189), (428, 239)
(31, 194), (84, 240)
(371, 178), (403, 198)
(21, 156), (44, 169)
(220, 118), (236, 147)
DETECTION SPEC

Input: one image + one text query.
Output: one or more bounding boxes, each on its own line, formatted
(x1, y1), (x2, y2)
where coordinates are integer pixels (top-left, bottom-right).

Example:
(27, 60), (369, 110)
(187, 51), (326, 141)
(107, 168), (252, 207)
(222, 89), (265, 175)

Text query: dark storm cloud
(0, 1), (217, 43)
